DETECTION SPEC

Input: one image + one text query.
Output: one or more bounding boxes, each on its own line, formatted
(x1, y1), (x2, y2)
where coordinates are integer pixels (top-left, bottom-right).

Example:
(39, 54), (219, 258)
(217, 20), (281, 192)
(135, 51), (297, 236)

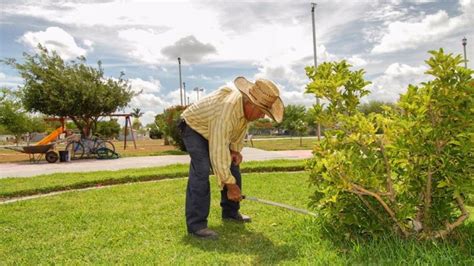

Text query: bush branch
(423, 166), (433, 231)
(356, 194), (385, 224)
(379, 139), (395, 202)
(350, 183), (408, 237)
(433, 195), (470, 239)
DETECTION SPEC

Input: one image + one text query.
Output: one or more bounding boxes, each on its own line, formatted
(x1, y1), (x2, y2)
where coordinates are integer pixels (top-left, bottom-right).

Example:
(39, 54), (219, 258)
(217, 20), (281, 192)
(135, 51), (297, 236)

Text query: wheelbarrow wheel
(45, 151), (59, 163)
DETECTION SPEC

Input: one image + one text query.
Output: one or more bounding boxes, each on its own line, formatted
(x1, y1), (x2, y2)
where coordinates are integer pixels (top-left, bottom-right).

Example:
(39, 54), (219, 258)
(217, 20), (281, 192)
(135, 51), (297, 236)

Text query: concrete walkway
(0, 147), (312, 178)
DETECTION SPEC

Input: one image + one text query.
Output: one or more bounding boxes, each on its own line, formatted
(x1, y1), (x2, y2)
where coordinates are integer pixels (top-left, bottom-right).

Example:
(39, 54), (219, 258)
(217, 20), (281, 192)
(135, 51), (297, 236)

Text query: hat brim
(234, 76), (284, 123)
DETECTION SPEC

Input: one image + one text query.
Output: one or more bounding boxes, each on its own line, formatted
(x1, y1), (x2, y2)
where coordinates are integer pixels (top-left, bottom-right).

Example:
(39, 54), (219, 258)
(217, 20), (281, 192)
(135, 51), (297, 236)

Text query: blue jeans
(179, 120), (241, 233)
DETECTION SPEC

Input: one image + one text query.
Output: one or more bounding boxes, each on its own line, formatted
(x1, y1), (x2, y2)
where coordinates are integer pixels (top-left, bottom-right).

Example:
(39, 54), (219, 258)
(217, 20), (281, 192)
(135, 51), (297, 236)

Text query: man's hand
(230, 151), (243, 166)
(226, 183), (242, 202)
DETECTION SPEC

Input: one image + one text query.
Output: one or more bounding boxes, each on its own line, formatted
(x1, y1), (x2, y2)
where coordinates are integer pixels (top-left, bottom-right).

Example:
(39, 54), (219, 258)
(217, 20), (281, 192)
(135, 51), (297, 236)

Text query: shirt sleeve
(229, 124), (248, 152)
(208, 105), (236, 188)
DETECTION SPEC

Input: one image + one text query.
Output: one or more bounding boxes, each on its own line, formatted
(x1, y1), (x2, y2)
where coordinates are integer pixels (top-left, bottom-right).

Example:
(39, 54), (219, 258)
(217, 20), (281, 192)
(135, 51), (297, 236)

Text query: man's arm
(230, 150), (242, 165)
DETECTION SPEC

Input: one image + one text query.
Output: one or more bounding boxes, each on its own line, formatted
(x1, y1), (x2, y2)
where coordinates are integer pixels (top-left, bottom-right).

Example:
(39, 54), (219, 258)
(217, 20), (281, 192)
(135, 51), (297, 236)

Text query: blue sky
(1, 0), (473, 125)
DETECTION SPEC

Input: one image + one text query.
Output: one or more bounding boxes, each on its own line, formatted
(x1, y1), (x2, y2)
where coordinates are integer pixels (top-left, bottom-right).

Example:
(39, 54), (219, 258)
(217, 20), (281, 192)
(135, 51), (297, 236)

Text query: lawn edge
(0, 163), (306, 200)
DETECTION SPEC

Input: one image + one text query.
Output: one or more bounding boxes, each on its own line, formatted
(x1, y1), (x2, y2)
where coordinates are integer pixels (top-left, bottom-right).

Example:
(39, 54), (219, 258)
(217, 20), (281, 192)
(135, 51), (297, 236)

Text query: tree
(281, 104), (307, 135)
(0, 88), (49, 144)
(0, 88), (30, 144)
(2, 45), (136, 138)
(146, 123), (163, 139)
(292, 119), (308, 146)
(305, 51), (473, 240)
(95, 119), (121, 139)
(131, 108), (144, 130)
(358, 100), (396, 116)
(248, 118), (273, 135)
(155, 105), (186, 150)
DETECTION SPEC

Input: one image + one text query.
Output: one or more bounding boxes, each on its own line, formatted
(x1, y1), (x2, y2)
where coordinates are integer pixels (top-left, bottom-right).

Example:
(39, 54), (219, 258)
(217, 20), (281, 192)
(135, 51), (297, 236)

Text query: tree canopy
(0, 88), (48, 143)
(280, 104), (307, 134)
(2, 45), (136, 137)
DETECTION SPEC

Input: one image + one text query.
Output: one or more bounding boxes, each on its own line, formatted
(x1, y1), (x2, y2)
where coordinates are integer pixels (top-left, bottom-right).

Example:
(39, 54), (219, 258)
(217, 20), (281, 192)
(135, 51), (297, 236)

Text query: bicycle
(65, 135), (115, 160)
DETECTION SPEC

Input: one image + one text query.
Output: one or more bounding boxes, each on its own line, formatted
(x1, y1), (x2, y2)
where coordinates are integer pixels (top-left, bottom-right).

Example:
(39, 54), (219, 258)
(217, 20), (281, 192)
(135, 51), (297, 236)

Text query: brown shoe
(190, 228), (219, 239)
(223, 213), (252, 223)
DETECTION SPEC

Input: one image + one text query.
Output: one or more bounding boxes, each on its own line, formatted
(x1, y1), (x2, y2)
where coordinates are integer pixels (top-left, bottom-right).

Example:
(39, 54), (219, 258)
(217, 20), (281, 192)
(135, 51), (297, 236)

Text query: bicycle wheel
(65, 141), (85, 160)
(97, 140), (115, 152)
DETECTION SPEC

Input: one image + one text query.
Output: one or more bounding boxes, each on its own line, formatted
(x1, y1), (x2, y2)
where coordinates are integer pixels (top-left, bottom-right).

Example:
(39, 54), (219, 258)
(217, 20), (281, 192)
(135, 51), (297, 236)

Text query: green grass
(247, 138), (317, 150)
(1, 172), (472, 264)
(0, 159), (306, 199)
(120, 149), (188, 157)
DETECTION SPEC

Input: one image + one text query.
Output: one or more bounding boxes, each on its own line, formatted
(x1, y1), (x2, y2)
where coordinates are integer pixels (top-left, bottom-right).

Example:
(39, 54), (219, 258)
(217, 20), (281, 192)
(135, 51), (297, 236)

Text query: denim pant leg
(220, 163), (242, 218)
(182, 124), (212, 233)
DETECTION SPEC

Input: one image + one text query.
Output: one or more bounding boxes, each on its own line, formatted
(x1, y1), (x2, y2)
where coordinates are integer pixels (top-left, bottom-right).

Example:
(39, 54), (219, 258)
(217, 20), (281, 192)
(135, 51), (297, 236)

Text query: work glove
(226, 183), (242, 202)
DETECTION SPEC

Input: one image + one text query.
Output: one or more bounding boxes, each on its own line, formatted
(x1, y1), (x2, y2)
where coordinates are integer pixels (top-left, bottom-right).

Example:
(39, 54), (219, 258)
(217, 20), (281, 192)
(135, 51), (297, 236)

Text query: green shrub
(95, 119), (120, 139)
(155, 105), (187, 151)
(305, 49), (473, 240)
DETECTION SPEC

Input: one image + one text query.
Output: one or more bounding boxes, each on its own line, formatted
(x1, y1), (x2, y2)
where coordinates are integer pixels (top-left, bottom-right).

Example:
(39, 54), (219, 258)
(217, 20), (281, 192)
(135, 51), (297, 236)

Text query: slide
(35, 127), (65, 145)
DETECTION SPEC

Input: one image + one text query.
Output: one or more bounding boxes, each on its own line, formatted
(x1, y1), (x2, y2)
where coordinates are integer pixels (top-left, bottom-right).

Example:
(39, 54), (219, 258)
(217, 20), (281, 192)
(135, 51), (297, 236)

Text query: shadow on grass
(182, 222), (297, 264)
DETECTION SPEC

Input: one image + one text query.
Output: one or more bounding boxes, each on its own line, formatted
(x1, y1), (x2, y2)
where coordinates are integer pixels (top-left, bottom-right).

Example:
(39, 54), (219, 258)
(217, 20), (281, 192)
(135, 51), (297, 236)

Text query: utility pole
(194, 87), (203, 101)
(183, 82), (187, 105)
(462, 37), (467, 68)
(311, 2), (321, 140)
(178, 57), (183, 106)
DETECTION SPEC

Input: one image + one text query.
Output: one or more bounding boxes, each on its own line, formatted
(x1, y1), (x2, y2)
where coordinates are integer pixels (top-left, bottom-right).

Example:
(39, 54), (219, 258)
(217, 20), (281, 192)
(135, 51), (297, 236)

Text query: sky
(0, 0), (473, 126)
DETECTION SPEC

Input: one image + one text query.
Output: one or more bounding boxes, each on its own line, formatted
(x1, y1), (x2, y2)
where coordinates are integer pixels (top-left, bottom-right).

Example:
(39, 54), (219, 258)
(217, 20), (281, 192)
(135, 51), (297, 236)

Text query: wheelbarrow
(5, 143), (59, 163)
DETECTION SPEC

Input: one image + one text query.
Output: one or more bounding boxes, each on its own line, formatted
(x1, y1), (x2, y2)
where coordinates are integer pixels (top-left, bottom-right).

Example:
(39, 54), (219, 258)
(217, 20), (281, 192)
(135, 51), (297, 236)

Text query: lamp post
(183, 82), (186, 105)
(462, 37), (467, 68)
(178, 57), (183, 105)
(311, 2), (321, 140)
(194, 87), (203, 101)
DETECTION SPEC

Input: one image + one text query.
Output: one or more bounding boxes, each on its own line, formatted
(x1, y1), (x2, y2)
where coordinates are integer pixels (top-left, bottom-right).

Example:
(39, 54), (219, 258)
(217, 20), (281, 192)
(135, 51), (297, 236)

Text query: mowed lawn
(1, 171), (472, 264)
(245, 137), (318, 150)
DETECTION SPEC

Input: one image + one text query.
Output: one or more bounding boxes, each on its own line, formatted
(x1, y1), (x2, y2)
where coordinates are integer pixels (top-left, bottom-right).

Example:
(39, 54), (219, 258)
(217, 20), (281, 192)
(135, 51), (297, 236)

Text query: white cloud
(129, 78), (161, 94)
(0, 72), (24, 88)
(83, 39), (94, 52)
(365, 63), (429, 103)
(141, 110), (158, 127)
(3, 1), (372, 68)
(130, 93), (166, 110)
(371, 3), (472, 54)
(347, 55), (368, 68)
(164, 88), (184, 107)
(187, 74), (213, 81)
(19, 27), (87, 60)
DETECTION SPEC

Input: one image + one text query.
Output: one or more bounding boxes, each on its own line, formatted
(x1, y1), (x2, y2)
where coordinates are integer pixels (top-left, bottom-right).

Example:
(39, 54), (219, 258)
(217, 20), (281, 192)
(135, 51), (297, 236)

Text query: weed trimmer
(242, 195), (318, 217)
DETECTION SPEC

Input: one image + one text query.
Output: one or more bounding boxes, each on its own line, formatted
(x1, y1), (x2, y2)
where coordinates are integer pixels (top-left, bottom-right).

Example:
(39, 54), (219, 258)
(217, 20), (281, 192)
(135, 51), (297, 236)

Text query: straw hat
(234, 76), (284, 123)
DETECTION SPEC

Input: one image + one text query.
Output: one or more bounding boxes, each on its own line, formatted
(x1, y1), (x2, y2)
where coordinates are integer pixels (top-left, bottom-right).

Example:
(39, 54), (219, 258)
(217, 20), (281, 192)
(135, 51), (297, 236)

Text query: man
(179, 76), (284, 239)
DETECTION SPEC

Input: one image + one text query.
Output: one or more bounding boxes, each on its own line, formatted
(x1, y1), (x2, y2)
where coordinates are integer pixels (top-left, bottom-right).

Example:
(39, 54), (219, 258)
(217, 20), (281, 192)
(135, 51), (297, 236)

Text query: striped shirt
(181, 86), (248, 188)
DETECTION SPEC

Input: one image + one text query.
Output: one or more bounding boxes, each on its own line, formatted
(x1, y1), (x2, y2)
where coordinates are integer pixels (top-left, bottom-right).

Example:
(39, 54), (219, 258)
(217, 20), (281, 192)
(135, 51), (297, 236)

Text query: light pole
(183, 82), (187, 105)
(178, 57), (183, 105)
(194, 87), (203, 101)
(311, 2), (321, 140)
(462, 37), (467, 68)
